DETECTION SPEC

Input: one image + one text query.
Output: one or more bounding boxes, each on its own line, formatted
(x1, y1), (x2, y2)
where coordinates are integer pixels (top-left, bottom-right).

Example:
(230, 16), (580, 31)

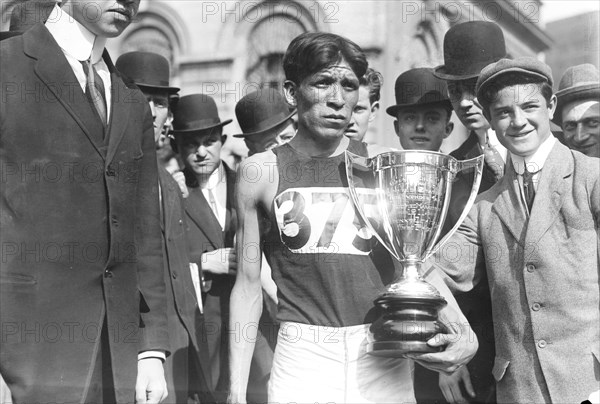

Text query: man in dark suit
(420, 21), (509, 404)
(115, 51), (215, 404)
(0, 1), (168, 403)
(170, 95), (237, 402)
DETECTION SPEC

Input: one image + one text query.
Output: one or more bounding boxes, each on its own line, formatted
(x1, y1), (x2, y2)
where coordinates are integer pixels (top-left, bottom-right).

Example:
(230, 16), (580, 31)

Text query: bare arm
(228, 153), (277, 403)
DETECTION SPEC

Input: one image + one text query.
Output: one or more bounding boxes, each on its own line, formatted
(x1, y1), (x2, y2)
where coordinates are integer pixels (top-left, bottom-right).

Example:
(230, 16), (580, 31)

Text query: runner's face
(292, 59), (360, 142)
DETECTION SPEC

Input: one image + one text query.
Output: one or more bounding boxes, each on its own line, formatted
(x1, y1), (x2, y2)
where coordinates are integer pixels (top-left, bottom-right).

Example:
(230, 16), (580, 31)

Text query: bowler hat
(434, 21), (506, 81)
(233, 89), (296, 137)
(171, 94), (232, 134)
(553, 64), (600, 125)
(115, 51), (180, 93)
(0, 1), (55, 41)
(476, 57), (553, 101)
(386, 68), (452, 116)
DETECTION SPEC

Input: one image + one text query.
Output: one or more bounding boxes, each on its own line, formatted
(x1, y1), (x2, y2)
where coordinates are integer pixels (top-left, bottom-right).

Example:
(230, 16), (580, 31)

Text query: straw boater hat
(553, 64), (600, 126)
(386, 68), (452, 117)
(433, 21), (507, 81)
(233, 89), (296, 138)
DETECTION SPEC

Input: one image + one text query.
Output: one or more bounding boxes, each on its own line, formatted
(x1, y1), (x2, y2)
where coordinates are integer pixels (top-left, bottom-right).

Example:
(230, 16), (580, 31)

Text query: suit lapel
(492, 157), (528, 245)
(25, 24), (106, 160)
(104, 52), (133, 165)
(185, 186), (223, 249)
(224, 164), (237, 246)
(525, 142), (571, 245)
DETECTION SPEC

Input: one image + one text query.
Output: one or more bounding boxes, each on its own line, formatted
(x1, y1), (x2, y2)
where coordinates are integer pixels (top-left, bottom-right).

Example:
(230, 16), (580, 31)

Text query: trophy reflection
(345, 150), (483, 357)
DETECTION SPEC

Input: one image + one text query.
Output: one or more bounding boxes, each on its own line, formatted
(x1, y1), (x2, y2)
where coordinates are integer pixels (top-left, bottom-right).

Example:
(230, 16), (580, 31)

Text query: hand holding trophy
(345, 150), (484, 357)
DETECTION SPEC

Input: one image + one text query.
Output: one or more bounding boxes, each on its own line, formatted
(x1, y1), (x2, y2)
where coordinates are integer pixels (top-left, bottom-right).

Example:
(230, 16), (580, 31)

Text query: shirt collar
(45, 4), (106, 63)
(510, 135), (556, 175)
(204, 162), (225, 191)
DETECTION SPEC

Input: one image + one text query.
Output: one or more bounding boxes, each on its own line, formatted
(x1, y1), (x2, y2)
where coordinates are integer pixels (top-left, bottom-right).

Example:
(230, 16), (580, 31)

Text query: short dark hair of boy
(359, 68), (383, 105)
(479, 73), (553, 117)
(283, 32), (368, 85)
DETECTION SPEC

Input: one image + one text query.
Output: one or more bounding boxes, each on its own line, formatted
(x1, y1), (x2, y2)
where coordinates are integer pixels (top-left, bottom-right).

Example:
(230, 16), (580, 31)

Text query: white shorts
(268, 322), (416, 404)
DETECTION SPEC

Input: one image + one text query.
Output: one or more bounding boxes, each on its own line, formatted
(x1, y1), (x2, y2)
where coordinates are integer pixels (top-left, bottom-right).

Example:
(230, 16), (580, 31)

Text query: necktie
(81, 59), (107, 126)
(482, 142), (504, 182)
(207, 188), (220, 226)
(522, 165), (540, 212)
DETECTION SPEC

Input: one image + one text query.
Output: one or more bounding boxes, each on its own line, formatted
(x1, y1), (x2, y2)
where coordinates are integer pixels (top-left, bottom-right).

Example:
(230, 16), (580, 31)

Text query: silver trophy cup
(345, 150), (484, 357)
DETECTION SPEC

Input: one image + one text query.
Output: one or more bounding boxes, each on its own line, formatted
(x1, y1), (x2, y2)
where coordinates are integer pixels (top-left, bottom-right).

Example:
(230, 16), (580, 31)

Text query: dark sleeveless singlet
(264, 140), (395, 327)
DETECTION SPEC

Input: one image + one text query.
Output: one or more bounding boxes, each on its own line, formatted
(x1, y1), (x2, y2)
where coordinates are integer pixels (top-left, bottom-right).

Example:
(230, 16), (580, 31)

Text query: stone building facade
(1, 0), (554, 152)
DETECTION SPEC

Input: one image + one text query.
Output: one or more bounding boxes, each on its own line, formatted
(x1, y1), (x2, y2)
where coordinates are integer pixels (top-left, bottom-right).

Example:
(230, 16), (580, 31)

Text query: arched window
(245, 15), (305, 90)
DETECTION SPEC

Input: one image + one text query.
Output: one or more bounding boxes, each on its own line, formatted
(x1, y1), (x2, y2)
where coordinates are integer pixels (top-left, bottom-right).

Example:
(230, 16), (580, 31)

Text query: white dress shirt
(45, 5), (112, 121)
(202, 162), (227, 231)
(510, 135), (556, 212)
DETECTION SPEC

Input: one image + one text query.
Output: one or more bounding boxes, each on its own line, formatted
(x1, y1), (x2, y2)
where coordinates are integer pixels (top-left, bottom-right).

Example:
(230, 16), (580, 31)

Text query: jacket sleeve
(135, 104), (170, 355)
(427, 202), (485, 294)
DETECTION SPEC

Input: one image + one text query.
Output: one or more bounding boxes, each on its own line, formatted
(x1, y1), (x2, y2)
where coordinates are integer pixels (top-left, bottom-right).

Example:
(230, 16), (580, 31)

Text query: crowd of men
(0, 1), (598, 404)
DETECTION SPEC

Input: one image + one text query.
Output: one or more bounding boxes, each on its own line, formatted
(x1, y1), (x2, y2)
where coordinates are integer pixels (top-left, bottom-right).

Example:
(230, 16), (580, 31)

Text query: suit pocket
(492, 356), (510, 382)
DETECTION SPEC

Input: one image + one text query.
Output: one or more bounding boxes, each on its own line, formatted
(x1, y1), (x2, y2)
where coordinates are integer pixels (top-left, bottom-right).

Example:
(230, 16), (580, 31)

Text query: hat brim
(477, 68), (550, 100)
(552, 84), (600, 126)
(171, 119), (233, 135)
(233, 111), (296, 138)
(137, 83), (180, 93)
(386, 99), (452, 117)
(433, 65), (480, 81)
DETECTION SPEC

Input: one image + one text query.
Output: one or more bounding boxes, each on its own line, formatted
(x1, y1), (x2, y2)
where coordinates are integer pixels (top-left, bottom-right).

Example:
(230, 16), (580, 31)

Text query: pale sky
(542, 0), (600, 22)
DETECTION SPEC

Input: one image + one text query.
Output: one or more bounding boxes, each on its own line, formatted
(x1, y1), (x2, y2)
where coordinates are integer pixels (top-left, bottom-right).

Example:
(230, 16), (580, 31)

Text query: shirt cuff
(138, 350), (166, 362)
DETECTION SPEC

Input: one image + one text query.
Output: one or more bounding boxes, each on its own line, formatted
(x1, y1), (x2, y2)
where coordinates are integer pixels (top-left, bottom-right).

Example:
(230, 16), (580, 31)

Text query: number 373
(274, 187), (377, 255)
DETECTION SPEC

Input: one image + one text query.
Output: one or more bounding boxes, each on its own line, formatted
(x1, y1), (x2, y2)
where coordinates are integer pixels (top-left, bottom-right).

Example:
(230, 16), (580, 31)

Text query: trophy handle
(423, 155), (485, 261)
(345, 151), (401, 262)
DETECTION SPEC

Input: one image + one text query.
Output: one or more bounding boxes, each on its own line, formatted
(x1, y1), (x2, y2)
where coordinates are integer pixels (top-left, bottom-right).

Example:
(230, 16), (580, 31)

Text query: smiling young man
(430, 57), (600, 403)
(228, 32), (477, 404)
(386, 68), (453, 152)
(1, 1), (169, 403)
(553, 63), (600, 158)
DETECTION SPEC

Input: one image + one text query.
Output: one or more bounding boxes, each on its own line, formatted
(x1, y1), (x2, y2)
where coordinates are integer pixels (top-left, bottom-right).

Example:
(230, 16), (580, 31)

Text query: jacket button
(104, 270), (113, 278)
(106, 166), (116, 177)
(178, 219), (183, 225)
(526, 264), (535, 272)
(532, 303), (541, 311)
(538, 340), (547, 348)
(172, 271), (178, 279)
(110, 215), (118, 225)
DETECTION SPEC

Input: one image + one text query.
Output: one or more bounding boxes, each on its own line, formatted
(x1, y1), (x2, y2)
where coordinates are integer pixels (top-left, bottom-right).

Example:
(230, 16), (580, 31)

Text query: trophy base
(367, 340), (442, 358)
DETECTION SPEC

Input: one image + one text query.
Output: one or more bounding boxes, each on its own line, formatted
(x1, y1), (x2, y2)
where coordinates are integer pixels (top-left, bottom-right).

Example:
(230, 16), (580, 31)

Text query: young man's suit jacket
(0, 24), (168, 402)
(183, 164), (237, 399)
(158, 166), (214, 403)
(431, 141), (600, 403)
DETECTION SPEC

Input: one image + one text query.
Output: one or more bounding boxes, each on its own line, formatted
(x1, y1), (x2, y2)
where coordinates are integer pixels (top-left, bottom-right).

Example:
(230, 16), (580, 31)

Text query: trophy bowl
(345, 150), (483, 357)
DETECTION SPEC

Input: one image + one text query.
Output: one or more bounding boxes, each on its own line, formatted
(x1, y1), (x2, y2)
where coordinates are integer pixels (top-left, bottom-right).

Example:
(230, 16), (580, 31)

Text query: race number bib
(274, 187), (377, 255)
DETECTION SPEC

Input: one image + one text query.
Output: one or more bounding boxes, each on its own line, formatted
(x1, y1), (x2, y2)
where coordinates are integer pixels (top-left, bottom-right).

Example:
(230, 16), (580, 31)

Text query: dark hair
(359, 68), (383, 105)
(283, 32), (368, 85)
(479, 73), (553, 115)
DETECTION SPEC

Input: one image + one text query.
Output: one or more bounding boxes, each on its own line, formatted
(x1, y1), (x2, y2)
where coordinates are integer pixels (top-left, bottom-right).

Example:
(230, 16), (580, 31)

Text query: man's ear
(444, 121), (454, 139)
(547, 94), (558, 120)
(221, 134), (228, 144)
(283, 80), (298, 107)
(171, 137), (179, 154)
(393, 120), (399, 137)
(368, 101), (380, 123)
